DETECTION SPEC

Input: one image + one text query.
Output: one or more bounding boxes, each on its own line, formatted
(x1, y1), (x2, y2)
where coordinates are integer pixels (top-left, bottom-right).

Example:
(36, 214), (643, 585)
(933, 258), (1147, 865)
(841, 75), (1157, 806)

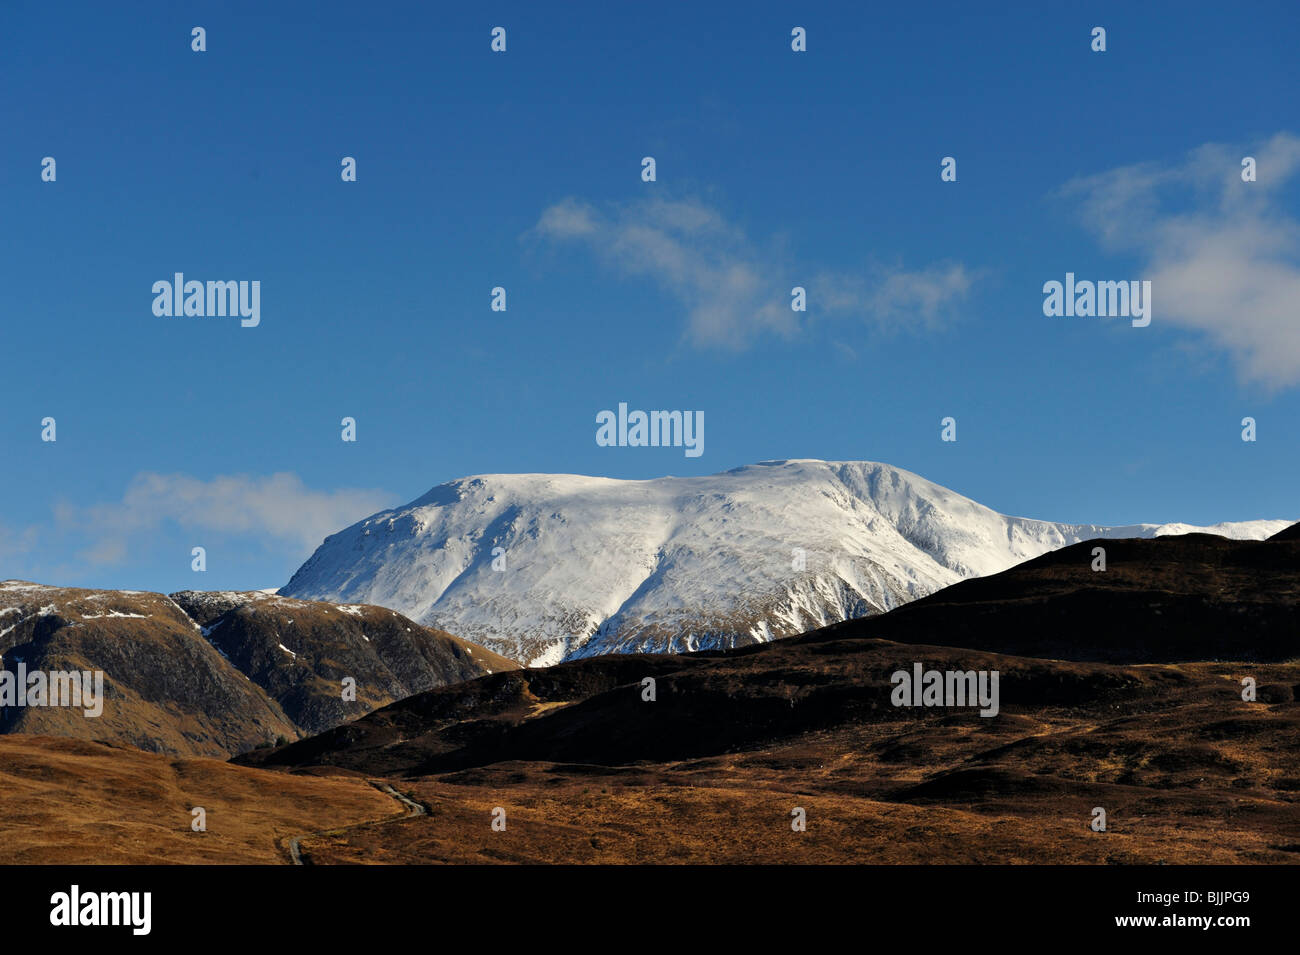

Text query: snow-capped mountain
(280, 460), (1291, 666)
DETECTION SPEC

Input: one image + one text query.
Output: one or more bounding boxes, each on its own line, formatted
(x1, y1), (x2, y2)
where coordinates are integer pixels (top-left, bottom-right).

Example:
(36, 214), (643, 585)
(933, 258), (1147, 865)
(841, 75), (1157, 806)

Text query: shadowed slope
(239, 530), (1300, 864)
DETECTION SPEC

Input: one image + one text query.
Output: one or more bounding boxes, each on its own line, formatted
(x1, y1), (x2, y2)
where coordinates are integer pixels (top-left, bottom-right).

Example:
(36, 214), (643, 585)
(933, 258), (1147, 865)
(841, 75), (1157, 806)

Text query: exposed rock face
(177, 591), (516, 734)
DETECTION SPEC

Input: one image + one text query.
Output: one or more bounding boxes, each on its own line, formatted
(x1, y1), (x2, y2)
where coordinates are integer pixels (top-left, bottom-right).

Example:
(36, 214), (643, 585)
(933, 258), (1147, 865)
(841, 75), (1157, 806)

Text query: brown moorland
(0, 736), (400, 864)
(7, 529), (1299, 864)
(244, 531), (1300, 864)
(256, 645), (1300, 864)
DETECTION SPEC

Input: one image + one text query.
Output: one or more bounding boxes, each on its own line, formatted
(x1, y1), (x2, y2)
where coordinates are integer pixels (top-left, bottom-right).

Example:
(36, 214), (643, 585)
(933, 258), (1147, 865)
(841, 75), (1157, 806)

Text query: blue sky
(3, 0), (1299, 592)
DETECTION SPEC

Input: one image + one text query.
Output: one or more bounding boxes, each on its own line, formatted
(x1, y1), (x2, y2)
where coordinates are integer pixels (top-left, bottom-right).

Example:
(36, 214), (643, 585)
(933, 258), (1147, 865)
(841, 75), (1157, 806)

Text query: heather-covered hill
(0, 582), (296, 756)
(1, 582), (516, 756)
(812, 532), (1300, 663)
(173, 590), (517, 733)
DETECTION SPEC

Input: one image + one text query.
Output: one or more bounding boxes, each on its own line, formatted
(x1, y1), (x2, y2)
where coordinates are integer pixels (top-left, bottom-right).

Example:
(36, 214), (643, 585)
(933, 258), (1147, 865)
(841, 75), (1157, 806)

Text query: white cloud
(816, 262), (976, 332)
(55, 472), (393, 566)
(531, 196), (974, 347)
(1062, 132), (1300, 388)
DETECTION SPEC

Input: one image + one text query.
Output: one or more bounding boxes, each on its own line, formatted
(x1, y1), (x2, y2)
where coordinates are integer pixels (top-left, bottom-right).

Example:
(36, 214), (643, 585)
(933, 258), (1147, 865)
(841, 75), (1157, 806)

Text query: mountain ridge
(280, 459), (1291, 665)
(0, 581), (516, 756)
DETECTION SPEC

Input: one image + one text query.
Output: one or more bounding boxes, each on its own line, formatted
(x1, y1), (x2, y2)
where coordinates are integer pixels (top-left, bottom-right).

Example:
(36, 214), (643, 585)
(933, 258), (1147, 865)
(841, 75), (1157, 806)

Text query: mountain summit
(280, 460), (1290, 665)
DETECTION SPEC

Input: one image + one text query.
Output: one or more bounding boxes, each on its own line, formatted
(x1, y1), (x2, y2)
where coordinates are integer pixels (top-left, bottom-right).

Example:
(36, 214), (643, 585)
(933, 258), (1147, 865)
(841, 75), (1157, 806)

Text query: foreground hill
(280, 459), (1289, 664)
(241, 526), (1300, 864)
(0, 582), (515, 756)
(239, 639), (1300, 864)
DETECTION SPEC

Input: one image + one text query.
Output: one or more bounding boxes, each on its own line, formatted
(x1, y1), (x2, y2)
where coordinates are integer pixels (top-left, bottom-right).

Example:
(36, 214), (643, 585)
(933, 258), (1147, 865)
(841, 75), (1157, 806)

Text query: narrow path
(283, 780), (426, 865)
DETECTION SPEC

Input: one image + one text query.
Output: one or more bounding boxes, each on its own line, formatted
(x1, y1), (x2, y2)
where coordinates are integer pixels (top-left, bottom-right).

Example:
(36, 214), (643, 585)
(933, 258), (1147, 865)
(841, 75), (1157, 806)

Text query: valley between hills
(3, 524), (1297, 864)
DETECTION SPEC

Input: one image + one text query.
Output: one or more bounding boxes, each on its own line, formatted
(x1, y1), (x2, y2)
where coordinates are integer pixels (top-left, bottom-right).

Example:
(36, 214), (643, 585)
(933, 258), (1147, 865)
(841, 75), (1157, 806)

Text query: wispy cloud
(53, 472), (393, 567)
(1062, 132), (1300, 389)
(0, 522), (40, 563)
(531, 196), (975, 348)
(815, 262), (976, 333)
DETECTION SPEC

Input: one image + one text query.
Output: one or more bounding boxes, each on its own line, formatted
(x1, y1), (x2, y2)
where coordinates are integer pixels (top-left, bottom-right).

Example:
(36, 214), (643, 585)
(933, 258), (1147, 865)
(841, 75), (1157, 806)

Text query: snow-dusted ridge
(279, 459), (1292, 666)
